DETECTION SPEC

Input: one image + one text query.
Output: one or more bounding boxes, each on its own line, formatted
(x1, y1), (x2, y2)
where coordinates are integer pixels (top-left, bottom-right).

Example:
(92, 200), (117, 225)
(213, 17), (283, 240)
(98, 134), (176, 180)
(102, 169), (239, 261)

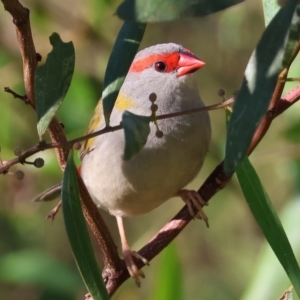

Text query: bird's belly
(81, 116), (210, 217)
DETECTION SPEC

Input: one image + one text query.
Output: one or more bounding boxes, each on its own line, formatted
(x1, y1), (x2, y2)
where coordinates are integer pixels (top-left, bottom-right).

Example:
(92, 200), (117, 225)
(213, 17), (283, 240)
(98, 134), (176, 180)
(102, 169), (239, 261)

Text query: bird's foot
(177, 189), (209, 227)
(116, 215), (149, 286)
(122, 246), (149, 287)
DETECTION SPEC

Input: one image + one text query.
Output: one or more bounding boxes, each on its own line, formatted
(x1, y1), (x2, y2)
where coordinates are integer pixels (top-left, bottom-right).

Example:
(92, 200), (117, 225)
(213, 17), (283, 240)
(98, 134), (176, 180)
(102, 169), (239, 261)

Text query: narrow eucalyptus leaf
(117, 0), (244, 22)
(224, 1), (300, 174)
(102, 22), (146, 125)
(262, 0), (280, 26)
(62, 152), (109, 300)
(237, 158), (300, 297)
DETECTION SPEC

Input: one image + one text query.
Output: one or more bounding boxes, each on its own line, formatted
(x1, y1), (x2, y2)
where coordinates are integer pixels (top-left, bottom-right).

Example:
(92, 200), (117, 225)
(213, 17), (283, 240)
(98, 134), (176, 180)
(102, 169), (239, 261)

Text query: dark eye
(154, 61), (167, 72)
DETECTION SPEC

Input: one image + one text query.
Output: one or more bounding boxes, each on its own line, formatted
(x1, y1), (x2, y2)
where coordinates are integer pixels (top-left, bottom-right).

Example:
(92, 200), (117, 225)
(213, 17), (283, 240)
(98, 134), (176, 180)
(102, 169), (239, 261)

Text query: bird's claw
(178, 189), (209, 227)
(123, 248), (149, 287)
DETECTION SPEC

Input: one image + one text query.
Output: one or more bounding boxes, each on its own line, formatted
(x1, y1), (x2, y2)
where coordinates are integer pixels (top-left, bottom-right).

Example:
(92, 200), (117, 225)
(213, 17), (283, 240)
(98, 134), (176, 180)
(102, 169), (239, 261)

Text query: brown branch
(1, 0), (69, 165)
(77, 174), (124, 275)
(1, 0), (121, 279)
(2, 0), (36, 106)
(248, 33), (300, 154)
(276, 84), (300, 115)
(247, 68), (288, 155)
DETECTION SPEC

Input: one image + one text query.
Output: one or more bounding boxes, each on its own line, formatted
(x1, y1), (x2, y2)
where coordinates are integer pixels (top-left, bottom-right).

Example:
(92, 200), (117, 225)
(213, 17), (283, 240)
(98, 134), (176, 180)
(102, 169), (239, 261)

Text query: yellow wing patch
(115, 94), (135, 111)
(79, 93), (135, 160)
(79, 100), (103, 160)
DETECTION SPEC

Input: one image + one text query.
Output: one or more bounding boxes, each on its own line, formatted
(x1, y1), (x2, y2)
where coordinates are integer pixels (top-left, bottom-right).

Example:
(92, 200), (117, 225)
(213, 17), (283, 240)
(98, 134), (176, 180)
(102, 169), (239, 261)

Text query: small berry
(34, 158), (45, 168)
(73, 142), (82, 150)
(13, 170), (25, 180)
(155, 130), (164, 138)
(14, 146), (23, 156)
(217, 88), (225, 97)
(151, 104), (158, 113)
(149, 93), (157, 102)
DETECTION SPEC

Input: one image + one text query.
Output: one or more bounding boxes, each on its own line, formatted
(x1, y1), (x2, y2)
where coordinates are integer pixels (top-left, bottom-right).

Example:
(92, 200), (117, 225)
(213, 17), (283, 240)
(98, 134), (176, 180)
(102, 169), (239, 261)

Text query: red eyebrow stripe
(129, 52), (180, 73)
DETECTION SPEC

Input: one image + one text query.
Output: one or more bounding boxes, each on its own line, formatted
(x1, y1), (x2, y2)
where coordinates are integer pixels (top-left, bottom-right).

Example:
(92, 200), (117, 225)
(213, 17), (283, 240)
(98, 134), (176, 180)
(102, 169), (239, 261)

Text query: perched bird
(36, 43), (211, 286)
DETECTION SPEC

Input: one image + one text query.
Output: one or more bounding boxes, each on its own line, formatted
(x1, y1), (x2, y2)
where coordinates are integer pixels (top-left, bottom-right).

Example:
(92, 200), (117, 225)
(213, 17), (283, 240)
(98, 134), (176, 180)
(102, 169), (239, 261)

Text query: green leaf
(224, 1), (300, 175)
(122, 110), (151, 160)
(282, 8), (300, 69)
(241, 200), (300, 300)
(262, 0), (280, 26)
(116, 0), (244, 22)
(102, 22), (146, 125)
(151, 243), (183, 300)
(35, 33), (75, 139)
(236, 157), (300, 298)
(62, 152), (109, 300)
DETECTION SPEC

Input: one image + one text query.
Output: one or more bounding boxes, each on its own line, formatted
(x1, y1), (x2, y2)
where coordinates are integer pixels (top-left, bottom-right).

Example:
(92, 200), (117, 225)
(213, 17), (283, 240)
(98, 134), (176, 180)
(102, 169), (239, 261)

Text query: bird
(35, 43), (211, 286)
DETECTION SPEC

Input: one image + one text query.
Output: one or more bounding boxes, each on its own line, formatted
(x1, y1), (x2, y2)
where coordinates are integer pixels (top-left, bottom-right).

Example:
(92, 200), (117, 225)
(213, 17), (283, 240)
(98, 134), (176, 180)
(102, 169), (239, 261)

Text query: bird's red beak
(177, 51), (205, 77)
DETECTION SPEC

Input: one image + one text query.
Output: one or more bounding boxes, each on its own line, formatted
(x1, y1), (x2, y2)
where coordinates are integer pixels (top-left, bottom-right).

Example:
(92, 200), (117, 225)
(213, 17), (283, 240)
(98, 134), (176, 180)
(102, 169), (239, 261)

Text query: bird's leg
(116, 216), (149, 286)
(177, 189), (209, 227)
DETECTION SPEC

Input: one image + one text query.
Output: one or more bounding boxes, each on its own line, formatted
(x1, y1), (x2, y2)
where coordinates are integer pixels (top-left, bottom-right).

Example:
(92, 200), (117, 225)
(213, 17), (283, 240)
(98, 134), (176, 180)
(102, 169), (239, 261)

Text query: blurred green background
(1, 0), (300, 299)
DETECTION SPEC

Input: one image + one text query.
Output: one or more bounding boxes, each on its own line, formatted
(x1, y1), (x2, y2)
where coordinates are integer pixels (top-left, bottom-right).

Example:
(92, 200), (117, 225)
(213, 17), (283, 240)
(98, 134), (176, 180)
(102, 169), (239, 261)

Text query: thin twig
(47, 201), (62, 221)
(1, 0), (121, 277)
(276, 84), (300, 115)
(0, 99), (233, 174)
(4, 86), (30, 104)
(156, 98), (234, 120)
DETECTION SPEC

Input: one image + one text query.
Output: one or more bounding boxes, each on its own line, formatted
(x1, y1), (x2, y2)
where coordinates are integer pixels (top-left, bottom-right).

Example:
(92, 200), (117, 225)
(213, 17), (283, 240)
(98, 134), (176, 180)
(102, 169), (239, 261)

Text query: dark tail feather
(32, 182), (62, 202)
